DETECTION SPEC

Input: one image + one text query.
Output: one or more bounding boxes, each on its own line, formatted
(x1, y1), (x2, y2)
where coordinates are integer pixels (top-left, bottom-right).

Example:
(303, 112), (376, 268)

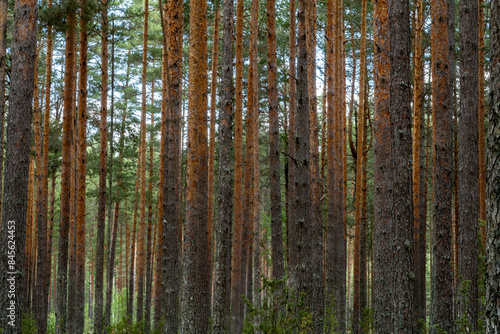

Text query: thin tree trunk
(127, 162), (140, 321)
(94, 0), (109, 331)
(208, 9), (220, 309)
(212, 0), (234, 330)
(38, 4), (54, 331)
(267, 0), (284, 283)
(56, 7), (77, 332)
(230, 0), (245, 328)
(485, 2), (500, 330)
(478, 0), (486, 247)
(245, 0), (259, 311)
(286, 0), (296, 283)
(74, 4), (88, 332)
(0, 0), (6, 216)
(144, 84), (155, 333)
(136, 0), (149, 323)
(353, 0), (367, 330)
(179, 0), (209, 329)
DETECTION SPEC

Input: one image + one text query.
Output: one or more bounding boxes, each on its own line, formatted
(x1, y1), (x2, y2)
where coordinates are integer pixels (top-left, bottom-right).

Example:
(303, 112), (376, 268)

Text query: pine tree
(485, 2), (500, 330)
(56, 5), (77, 332)
(430, 0), (453, 331)
(179, 0), (209, 329)
(0, 0), (37, 329)
(458, 0), (479, 329)
(389, 0), (414, 330)
(212, 0), (234, 329)
(94, 0), (109, 330)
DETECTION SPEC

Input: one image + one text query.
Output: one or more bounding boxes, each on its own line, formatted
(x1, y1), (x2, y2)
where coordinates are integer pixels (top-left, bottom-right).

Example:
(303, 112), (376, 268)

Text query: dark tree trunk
(0, 0), (6, 215)
(290, 0), (313, 313)
(212, 0), (234, 329)
(389, 0), (414, 331)
(458, 0), (479, 330)
(0, 0), (37, 329)
(162, 0), (183, 331)
(430, 0), (453, 331)
(486, 2), (500, 330)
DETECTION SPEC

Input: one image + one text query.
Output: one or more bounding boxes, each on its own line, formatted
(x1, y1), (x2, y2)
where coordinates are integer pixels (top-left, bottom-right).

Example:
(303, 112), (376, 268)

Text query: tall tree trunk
(412, 0), (427, 330)
(127, 162), (140, 320)
(267, 0), (284, 283)
(389, 0), (414, 331)
(305, 0), (324, 330)
(38, 4), (54, 331)
(326, 0), (346, 330)
(94, 0), (109, 330)
(208, 9), (220, 308)
(136, 0), (149, 323)
(0, 0), (7, 216)
(56, 6), (77, 332)
(429, 0), (453, 331)
(212, 0), (234, 328)
(0, 0), (37, 328)
(353, 0), (367, 330)
(34, 40), (49, 330)
(154, 27), (166, 327)
(245, 0), (258, 310)
(144, 84), (155, 333)
(161, 0), (183, 330)
(485, 2), (500, 330)
(478, 0), (486, 247)
(74, 4), (88, 332)
(179, 0), (209, 330)
(286, 0), (296, 281)
(458, 0), (479, 329)
(230, 0), (245, 328)
(290, 0), (313, 313)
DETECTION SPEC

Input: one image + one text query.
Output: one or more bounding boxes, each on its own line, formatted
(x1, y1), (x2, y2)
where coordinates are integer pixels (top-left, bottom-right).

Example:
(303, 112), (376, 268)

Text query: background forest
(0, 0), (499, 332)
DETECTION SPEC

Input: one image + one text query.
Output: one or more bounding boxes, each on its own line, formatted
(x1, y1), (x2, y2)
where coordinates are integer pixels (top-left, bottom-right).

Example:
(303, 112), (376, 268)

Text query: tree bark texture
(0, 0), (7, 217)
(458, 0), (479, 329)
(326, 0), (346, 330)
(212, 0), (234, 330)
(74, 5), (88, 332)
(486, 3), (500, 331)
(179, 0), (209, 330)
(267, 0), (284, 283)
(389, 0), (414, 331)
(56, 7), (76, 333)
(136, 0), (149, 322)
(353, 0), (367, 331)
(230, 0), (245, 329)
(290, 0), (313, 314)
(430, 0), (453, 331)
(94, 1), (109, 331)
(162, 0), (183, 330)
(0, 0), (37, 329)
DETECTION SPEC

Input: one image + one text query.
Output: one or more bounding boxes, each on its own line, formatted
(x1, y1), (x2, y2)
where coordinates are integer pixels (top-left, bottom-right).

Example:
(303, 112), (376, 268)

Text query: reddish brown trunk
(180, 0), (209, 329)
